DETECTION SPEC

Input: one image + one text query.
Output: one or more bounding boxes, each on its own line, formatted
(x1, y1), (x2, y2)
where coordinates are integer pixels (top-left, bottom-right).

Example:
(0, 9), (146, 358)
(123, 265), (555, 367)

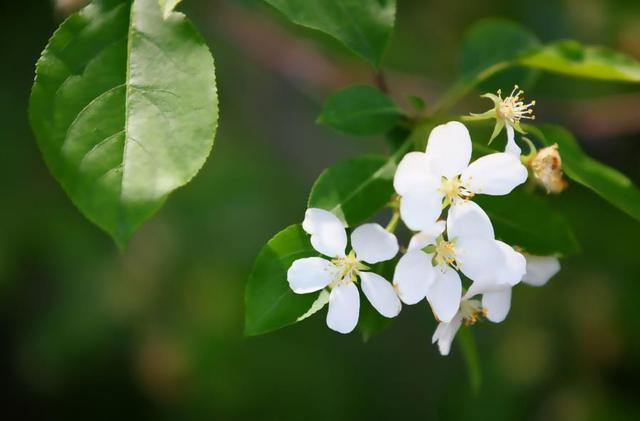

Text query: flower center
(438, 176), (472, 207)
(330, 251), (363, 288)
(433, 237), (457, 269)
(460, 299), (486, 326)
(496, 85), (535, 124)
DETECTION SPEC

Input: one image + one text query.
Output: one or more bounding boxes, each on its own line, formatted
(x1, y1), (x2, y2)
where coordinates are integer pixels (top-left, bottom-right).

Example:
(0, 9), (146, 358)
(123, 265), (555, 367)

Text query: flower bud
(530, 144), (568, 194)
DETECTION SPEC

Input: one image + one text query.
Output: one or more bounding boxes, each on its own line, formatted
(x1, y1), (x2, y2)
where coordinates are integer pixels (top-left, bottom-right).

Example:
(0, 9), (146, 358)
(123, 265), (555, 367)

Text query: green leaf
(308, 155), (396, 226)
(29, 0), (218, 247)
(262, 0), (396, 68)
(475, 189), (580, 256)
(457, 327), (481, 393)
(317, 85), (401, 136)
(458, 18), (540, 81)
(518, 40), (640, 82)
(158, 0), (182, 19)
(244, 224), (321, 336)
(527, 124), (640, 222)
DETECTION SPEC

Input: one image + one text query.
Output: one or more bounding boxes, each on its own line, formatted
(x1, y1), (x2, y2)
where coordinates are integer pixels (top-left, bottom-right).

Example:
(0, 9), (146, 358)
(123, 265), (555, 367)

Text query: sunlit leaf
(527, 124), (640, 222)
(317, 85), (401, 136)
(245, 224), (321, 336)
(158, 0), (182, 18)
(519, 40), (640, 82)
(263, 0), (396, 67)
(308, 155), (396, 226)
(29, 0), (218, 247)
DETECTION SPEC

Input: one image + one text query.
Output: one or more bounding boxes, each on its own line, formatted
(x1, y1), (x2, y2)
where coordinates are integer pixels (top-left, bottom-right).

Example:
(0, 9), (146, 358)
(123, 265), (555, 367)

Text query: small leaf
(245, 224), (322, 336)
(263, 0), (396, 68)
(519, 40), (640, 82)
(308, 155), (396, 226)
(29, 0), (218, 247)
(527, 124), (640, 222)
(458, 18), (540, 81)
(476, 189), (580, 256)
(158, 0), (182, 19)
(457, 327), (481, 393)
(317, 85), (401, 136)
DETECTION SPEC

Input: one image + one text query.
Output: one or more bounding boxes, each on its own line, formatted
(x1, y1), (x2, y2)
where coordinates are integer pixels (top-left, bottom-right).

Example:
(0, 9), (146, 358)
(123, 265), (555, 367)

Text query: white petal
(432, 313), (463, 356)
(393, 251), (435, 305)
(523, 255), (560, 287)
(505, 124), (521, 156)
(399, 189), (444, 231)
(447, 200), (494, 242)
(351, 223), (399, 264)
(407, 220), (446, 251)
(394, 152), (438, 196)
(425, 121), (472, 178)
(495, 240), (526, 286)
(427, 268), (462, 323)
(326, 283), (360, 334)
(360, 272), (401, 318)
(482, 288), (512, 323)
(464, 240), (525, 298)
(461, 153), (528, 196)
(302, 208), (347, 258)
(287, 257), (336, 294)
(456, 236), (505, 285)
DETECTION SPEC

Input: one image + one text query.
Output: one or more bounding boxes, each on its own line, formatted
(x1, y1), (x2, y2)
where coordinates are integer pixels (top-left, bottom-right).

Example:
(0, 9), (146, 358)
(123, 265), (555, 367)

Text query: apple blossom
(393, 201), (525, 323)
(287, 208), (401, 334)
(393, 121), (528, 232)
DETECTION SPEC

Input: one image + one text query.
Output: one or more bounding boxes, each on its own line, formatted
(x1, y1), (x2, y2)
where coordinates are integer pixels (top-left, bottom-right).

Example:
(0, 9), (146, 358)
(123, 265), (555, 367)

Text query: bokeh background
(2, 0), (640, 419)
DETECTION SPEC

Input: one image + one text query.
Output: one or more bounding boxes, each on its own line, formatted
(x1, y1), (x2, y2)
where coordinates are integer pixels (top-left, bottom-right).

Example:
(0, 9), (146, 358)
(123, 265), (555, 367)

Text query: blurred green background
(2, 0), (640, 419)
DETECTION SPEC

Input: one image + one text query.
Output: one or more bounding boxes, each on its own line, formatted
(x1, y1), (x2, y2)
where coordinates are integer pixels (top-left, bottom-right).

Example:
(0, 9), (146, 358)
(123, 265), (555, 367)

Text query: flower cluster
(286, 93), (562, 355)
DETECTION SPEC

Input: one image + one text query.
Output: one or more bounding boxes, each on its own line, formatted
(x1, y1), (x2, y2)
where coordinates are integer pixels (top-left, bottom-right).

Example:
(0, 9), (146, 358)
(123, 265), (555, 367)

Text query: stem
(428, 61), (512, 117)
(385, 210), (401, 233)
(375, 70), (389, 94)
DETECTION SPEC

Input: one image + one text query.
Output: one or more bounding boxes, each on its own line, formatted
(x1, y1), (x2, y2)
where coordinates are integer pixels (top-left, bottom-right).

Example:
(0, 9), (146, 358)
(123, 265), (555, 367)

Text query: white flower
(287, 208), (401, 334)
(394, 121), (528, 231)
(393, 201), (525, 323)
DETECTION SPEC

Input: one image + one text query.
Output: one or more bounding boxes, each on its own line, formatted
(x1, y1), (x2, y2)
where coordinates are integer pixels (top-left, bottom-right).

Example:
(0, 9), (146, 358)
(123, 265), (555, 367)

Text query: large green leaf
(458, 18), (540, 81)
(263, 0), (396, 68)
(29, 0), (218, 247)
(244, 224), (321, 336)
(518, 40), (640, 82)
(317, 85), (401, 136)
(308, 155), (396, 226)
(527, 124), (640, 222)
(475, 189), (580, 256)
(158, 0), (182, 18)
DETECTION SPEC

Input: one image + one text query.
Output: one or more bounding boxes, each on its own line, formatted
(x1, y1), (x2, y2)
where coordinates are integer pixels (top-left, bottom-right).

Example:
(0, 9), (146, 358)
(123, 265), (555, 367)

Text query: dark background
(2, 0), (640, 419)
